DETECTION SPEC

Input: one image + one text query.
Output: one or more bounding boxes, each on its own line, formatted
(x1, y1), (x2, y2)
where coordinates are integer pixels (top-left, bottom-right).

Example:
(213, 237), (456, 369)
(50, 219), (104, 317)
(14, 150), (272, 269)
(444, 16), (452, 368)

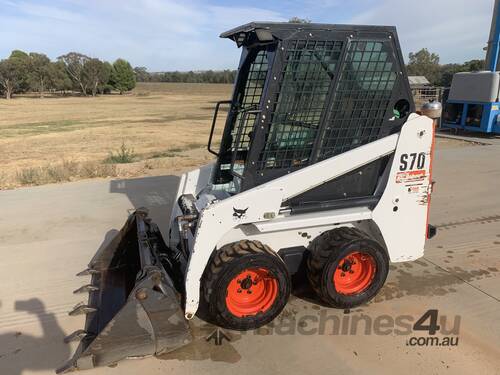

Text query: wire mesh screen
(257, 39), (343, 170)
(318, 40), (398, 160)
(232, 50), (268, 151)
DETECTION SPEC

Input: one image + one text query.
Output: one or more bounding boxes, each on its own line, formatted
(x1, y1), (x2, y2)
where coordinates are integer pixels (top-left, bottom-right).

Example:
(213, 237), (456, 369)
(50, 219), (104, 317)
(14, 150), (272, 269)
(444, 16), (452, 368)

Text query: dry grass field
(0, 83), (232, 189)
(0, 82), (468, 190)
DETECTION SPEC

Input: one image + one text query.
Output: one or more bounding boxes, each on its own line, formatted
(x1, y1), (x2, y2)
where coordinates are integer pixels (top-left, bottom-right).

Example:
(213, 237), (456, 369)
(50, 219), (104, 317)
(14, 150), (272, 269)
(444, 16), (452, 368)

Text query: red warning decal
(396, 170), (426, 184)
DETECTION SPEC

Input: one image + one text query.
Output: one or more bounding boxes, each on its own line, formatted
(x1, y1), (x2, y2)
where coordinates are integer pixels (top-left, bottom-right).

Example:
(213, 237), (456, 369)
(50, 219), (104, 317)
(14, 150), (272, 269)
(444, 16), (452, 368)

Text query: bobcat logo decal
(232, 207), (249, 220)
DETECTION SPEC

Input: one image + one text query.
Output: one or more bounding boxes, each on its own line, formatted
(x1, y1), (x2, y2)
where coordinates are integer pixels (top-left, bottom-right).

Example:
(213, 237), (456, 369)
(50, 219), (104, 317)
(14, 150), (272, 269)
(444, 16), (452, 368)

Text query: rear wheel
(307, 227), (389, 308)
(202, 240), (290, 331)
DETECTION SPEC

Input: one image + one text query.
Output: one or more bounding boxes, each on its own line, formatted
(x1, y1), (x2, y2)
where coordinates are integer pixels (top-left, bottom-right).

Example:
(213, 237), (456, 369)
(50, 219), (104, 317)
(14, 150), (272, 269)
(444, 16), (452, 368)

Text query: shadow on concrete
(0, 298), (70, 375)
(373, 262), (500, 303)
(158, 322), (242, 363)
(109, 175), (180, 237)
(293, 260), (500, 308)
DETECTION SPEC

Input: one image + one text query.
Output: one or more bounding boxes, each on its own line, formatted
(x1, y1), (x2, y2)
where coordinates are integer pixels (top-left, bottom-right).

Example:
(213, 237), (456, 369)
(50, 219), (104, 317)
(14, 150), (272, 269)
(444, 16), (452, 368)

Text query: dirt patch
(373, 261), (499, 303)
(435, 137), (476, 149)
(158, 321), (242, 363)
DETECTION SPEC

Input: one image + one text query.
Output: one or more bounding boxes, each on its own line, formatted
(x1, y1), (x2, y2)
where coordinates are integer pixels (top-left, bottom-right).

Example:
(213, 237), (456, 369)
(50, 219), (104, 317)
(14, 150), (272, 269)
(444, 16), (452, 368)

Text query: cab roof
(220, 22), (397, 47)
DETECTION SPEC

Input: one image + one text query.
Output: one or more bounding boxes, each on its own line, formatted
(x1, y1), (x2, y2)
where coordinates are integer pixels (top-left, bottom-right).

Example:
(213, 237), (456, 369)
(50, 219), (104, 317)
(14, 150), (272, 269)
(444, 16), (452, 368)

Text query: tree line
(134, 67), (236, 84)
(134, 48), (485, 87)
(0, 51), (136, 99)
(131, 15), (299, 84)
(0, 47), (487, 99)
(406, 48), (485, 87)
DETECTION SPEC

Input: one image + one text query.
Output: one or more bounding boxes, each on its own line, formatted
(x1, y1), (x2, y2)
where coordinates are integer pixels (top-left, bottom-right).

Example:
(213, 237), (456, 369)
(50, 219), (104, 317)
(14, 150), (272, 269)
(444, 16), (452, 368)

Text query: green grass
(16, 161), (117, 186)
(147, 143), (205, 160)
(168, 148), (183, 153)
(105, 142), (137, 164)
(139, 114), (210, 125)
(0, 119), (129, 138)
(0, 114), (211, 139)
(149, 151), (180, 159)
(16, 167), (43, 185)
(185, 142), (205, 149)
(1, 120), (82, 137)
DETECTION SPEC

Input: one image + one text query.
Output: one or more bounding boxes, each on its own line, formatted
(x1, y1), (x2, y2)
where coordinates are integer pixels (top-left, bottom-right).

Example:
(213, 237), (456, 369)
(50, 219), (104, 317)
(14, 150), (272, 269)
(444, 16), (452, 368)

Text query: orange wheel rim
(226, 268), (278, 317)
(333, 252), (376, 295)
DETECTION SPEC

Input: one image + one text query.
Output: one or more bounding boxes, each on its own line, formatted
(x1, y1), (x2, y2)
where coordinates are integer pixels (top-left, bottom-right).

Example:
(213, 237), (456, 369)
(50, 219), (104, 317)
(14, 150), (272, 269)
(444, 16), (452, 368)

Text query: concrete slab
(437, 129), (500, 146)
(1, 143), (499, 375)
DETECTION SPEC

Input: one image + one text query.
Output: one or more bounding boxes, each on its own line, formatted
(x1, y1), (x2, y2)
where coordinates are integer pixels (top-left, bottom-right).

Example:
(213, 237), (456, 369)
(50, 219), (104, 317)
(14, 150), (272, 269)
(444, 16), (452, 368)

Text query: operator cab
(208, 22), (414, 210)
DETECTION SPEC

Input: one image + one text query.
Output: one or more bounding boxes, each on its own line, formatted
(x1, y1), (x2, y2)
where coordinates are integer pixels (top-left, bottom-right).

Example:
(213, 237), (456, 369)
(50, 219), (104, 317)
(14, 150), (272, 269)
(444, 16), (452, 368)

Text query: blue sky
(0, 0), (494, 71)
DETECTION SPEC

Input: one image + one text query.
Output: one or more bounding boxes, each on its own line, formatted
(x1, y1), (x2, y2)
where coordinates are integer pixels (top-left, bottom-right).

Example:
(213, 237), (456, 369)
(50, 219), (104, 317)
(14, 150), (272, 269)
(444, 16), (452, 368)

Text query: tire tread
(307, 227), (384, 307)
(202, 240), (288, 321)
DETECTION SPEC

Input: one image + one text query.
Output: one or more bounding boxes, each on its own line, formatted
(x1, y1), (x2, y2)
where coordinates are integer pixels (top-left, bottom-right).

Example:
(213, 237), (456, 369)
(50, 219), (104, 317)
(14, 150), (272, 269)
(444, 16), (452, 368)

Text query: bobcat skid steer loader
(58, 22), (438, 372)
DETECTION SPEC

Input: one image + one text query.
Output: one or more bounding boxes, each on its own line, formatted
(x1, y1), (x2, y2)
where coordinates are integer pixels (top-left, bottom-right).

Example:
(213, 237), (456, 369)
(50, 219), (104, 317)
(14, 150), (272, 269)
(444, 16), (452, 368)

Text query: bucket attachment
(57, 209), (191, 373)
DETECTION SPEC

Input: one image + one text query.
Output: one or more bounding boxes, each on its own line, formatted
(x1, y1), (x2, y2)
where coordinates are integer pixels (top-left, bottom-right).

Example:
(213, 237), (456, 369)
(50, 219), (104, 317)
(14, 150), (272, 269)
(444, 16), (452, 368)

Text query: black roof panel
(220, 21), (396, 41)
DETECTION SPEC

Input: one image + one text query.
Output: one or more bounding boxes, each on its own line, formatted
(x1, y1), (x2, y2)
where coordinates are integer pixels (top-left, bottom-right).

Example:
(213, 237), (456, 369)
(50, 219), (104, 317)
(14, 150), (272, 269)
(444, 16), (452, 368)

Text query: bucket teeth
(64, 329), (90, 343)
(69, 302), (97, 316)
(76, 268), (99, 276)
(73, 284), (99, 294)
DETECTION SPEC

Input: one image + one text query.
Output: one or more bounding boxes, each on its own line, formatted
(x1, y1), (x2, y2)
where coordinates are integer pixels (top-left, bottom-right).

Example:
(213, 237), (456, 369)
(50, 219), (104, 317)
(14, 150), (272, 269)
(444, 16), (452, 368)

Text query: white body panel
(173, 114), (434, 319)
(216, 207), (371, 260)
(254, 207), (372, 233)
(372, 116), (434, 261)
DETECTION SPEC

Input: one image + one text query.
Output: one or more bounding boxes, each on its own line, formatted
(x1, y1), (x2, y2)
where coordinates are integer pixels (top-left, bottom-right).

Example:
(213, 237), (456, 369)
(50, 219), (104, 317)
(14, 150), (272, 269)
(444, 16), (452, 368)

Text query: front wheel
(307, 227), (389, 308)
(202, 240), (291, 331)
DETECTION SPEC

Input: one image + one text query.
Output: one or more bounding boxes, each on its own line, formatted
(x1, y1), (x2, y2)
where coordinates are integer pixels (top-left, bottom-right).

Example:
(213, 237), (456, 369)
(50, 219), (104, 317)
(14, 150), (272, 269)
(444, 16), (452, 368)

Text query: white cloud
(7, 1), (81, 22)
(0, 0), (284, 70)
(207, 5), (286, 30)
(348, 0), (493, 63)
(0, 0), (494, 69)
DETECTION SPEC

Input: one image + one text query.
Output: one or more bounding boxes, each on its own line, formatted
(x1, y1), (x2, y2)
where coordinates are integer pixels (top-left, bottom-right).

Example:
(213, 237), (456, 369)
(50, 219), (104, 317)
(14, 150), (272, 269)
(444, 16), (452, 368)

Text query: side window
(257, 39), (343, 170)
(318, 40), (398, 160)
(232, 50), (269, 152)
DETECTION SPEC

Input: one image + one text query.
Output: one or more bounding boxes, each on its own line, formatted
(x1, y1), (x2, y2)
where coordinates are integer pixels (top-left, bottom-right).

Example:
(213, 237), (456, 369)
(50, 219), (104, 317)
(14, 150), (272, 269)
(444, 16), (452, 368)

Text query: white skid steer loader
(58, 22), (437, 372)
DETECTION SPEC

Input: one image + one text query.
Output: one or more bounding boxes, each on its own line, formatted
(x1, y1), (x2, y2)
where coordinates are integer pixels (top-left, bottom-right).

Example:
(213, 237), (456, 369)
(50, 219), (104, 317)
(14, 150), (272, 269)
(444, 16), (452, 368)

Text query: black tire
(306, 227), (389, 308)
(202, 240), (291, 331)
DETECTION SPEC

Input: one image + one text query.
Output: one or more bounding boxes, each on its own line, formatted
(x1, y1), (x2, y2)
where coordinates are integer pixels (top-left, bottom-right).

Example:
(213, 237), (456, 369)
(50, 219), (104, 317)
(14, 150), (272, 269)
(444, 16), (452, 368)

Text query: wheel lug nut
(247, 290), (252, 294)
(237, 289), (242, 293)
(341, 272), (345, 277)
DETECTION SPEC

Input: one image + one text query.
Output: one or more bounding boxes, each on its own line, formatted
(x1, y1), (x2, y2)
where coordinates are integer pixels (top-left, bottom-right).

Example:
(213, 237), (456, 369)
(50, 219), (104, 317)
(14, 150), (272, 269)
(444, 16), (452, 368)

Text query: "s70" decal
(399, 152), (426, 171)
